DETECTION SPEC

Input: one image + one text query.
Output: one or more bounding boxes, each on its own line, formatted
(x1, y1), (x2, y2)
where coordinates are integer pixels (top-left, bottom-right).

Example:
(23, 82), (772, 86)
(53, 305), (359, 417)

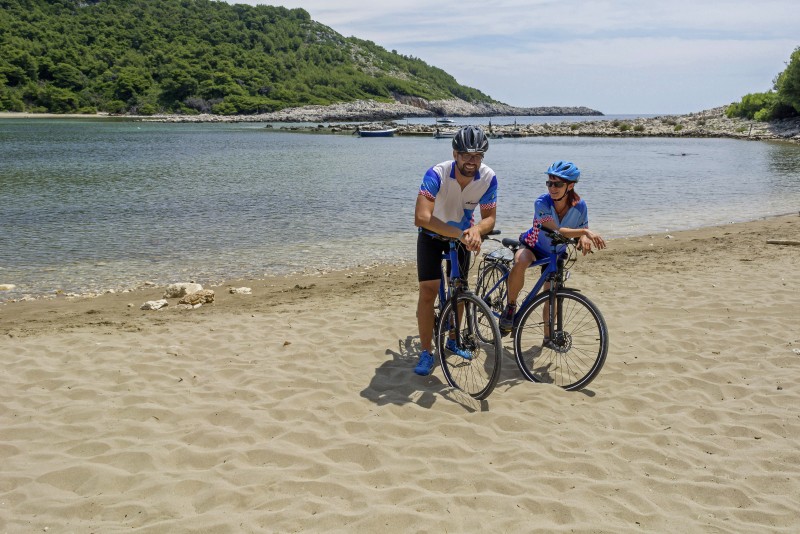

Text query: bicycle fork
(546, 287), (570, 352)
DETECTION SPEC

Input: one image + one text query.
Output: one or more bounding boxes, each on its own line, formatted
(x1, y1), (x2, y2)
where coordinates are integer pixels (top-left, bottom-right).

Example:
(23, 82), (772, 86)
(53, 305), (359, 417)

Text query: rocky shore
(142, 98), (602, 123)
(141, 99), (799, 143)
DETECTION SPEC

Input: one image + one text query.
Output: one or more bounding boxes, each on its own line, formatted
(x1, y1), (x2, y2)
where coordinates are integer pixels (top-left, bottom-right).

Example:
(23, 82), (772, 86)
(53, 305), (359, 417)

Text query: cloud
(225, 0), (800, 113)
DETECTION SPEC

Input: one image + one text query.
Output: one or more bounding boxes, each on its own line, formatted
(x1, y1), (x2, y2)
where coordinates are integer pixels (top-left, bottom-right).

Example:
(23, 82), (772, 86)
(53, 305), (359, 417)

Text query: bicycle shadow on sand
(359, 335), (492, 413)
(494, 340), (598, 398)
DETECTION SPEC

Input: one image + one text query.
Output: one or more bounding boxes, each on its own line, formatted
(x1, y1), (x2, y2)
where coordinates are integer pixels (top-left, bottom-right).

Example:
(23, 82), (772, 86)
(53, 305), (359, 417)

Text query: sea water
(1, 118), (799, 301)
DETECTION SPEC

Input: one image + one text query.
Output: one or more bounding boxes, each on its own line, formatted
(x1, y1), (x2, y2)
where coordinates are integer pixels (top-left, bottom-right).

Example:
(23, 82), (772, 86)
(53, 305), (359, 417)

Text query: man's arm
(414, 195), (462, 239)
(461, 205), (496, 252)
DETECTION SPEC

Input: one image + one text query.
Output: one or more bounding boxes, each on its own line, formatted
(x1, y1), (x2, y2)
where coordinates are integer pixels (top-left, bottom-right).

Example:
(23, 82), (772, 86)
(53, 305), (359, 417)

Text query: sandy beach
(1, 214), (799, 532)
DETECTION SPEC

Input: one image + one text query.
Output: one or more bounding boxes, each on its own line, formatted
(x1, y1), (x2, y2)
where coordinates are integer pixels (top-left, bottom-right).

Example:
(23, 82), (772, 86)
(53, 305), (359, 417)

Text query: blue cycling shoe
(414, 350), (435, 376)
(446, 338), (473, 360)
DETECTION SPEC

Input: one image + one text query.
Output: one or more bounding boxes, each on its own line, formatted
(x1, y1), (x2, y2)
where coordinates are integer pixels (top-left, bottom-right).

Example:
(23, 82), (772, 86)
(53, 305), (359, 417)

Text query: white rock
(163, 283), (203, 298)
(141, 299), (169, 310)
(229, 287), (252, 294)
(0, 284), (16, 291)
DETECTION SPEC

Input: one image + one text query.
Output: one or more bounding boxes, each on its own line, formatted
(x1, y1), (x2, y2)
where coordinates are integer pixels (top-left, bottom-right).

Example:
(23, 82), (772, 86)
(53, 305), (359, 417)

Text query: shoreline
(3, 104), (798, 143)
(2, 212), (797, 312)
(1, 211), (797, 306)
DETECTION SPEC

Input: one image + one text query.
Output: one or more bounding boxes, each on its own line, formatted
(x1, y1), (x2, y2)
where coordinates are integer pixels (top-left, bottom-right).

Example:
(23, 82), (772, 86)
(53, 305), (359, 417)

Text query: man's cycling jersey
(519, 193), (588, 253)
(418, 160), (498, 234)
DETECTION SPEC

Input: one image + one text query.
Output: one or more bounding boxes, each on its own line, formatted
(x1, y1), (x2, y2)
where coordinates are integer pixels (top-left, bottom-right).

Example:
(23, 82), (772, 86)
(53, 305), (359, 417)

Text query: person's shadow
(360, 335), (490, 412)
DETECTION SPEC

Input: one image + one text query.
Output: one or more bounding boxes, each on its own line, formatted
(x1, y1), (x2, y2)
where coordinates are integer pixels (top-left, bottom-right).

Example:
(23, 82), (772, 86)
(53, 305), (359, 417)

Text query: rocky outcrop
(138, 100), (799, 143)
(426, 99), (602, 117)
(480, 107), (800, 143)
(141, 98), (603, 123)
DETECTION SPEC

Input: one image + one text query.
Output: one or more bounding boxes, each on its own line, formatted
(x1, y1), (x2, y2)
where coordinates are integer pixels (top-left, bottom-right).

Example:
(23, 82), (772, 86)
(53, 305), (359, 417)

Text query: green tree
(52, 62), (85, 90)
(728, 46), (800, 121)
(0, 0), (499, 114)
(112, 66), (153, 102)
(774, 46), (800, 115)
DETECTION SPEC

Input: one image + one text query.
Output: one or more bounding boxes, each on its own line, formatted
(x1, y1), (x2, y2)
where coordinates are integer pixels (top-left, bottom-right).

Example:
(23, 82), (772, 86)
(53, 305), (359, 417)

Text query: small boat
(436, 117), (456, 124)
(356, 128), (396, 138)
(433, 129), (456, 139)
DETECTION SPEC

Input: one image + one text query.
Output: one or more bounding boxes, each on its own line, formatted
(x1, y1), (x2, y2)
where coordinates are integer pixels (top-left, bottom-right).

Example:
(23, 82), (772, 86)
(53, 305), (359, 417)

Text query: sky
(223, 0), (799, 114)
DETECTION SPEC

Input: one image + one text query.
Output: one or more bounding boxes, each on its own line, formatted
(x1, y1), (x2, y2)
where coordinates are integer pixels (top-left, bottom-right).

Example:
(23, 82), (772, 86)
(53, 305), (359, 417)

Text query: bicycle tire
(436, 292), (503, 400)
(513, 289), (608, 391)
(475, 261), (508, 317)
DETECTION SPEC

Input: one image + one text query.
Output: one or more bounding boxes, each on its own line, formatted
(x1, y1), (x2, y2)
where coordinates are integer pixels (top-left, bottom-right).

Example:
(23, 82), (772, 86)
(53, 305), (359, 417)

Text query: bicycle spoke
(514, 289), (608, 390)
(437, 293), (502, 399)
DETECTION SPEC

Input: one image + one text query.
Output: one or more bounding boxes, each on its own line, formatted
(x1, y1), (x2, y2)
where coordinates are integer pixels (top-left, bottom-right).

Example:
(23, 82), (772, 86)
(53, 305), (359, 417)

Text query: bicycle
(432, 234), (503, 400)
(474, 227), (608, 391)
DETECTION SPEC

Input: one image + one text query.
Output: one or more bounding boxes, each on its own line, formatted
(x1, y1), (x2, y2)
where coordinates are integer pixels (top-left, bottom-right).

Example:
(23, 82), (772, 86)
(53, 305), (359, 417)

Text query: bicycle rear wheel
(475, 261), (508, 316)
(513, 289), (608, 391)
(473, 261), (508, 343)
(436, 292), (503, 400)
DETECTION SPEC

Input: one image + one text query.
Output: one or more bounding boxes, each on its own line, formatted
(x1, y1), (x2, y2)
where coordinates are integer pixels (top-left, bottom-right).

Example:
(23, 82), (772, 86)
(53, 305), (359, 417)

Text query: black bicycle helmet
(452, 126), (489, 153)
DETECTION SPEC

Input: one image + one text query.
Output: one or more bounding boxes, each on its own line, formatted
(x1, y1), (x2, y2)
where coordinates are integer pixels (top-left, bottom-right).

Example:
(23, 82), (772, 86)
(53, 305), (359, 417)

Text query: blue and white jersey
(418, 160), (498, 234)
(519, 193), (588, 254)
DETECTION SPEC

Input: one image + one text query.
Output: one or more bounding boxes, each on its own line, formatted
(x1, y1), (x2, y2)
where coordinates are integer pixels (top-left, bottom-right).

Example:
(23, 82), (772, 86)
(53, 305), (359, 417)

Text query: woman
(499, 160), (606, 334)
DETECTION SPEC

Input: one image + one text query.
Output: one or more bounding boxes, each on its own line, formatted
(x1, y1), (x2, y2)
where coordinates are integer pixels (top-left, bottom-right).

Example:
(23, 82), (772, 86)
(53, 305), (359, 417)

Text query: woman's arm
(557, 226), (606, 255)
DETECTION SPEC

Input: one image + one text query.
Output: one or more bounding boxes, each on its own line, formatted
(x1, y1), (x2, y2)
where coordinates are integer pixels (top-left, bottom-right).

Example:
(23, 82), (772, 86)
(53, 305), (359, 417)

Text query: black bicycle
(475, 227), (608, 391)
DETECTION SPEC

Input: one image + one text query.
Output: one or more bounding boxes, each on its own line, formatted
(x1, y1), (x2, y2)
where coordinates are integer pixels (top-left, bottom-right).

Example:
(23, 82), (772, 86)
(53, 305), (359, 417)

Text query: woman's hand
(578, 230), (606, 255)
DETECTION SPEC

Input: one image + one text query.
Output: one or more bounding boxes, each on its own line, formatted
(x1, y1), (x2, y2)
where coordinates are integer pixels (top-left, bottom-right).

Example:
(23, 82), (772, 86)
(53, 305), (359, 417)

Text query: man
(413, 126), (497, 376)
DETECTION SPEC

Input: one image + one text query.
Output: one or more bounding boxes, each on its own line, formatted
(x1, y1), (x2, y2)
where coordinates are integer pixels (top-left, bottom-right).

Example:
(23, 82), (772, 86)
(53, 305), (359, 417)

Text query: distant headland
(135, 100), (799, 144)
(138, 98), (602, 123)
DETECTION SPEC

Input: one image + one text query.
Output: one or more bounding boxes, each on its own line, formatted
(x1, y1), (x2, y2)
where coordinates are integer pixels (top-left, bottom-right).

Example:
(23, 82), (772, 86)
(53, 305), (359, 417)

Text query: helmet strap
(552, 182), (573, 203)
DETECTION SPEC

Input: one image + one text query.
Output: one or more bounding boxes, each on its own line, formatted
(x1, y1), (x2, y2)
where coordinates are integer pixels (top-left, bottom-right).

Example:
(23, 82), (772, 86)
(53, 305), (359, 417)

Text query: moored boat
(356, 128), (396, 137)
(433, 129), (456, 139)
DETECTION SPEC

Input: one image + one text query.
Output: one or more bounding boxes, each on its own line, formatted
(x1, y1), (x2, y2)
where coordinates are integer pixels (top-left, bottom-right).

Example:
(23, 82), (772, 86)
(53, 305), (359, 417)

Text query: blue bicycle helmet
(545, 160), (580, 182)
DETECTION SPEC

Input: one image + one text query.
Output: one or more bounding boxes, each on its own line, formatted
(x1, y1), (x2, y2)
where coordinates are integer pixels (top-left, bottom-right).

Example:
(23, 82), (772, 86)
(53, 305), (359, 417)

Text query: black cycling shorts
(417, 231), (471, 282)
(519, 241), (563, 274)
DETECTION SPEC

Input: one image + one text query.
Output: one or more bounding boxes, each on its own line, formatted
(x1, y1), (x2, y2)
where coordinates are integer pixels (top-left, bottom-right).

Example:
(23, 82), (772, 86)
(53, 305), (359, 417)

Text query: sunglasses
(546, 180), (567, 188)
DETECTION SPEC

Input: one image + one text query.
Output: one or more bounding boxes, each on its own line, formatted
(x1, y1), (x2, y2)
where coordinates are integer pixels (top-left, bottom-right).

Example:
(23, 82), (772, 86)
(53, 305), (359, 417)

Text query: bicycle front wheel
(513, 289), (608, 391)
(436, 292), (503, 400)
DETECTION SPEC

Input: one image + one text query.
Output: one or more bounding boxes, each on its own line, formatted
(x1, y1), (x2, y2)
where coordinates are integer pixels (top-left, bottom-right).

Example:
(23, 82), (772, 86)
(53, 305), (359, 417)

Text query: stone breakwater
(142, 101), (799, 143)
(282, 106), (799, 144)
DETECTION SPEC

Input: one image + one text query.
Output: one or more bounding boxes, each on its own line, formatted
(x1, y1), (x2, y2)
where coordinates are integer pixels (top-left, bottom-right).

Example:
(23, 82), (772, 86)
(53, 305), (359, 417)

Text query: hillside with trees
(0, 0), (498, 115)
(727, 46), (800, 121)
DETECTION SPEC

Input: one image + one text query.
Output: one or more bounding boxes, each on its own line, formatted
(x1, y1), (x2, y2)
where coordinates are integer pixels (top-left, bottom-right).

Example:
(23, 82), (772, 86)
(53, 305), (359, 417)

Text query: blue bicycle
(433, 235), (503, 400)
(475, 227), (608, 391)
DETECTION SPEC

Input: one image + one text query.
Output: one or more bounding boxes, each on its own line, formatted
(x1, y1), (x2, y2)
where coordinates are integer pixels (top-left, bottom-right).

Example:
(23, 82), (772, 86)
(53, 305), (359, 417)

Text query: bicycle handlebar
(538, 225), (578, 246)
(432, 228), (502, 243)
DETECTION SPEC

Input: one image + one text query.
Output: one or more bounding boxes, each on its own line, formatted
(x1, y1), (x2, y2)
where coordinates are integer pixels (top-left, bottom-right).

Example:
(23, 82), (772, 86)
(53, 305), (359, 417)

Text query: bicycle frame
(475, 228), (608, 391)
(436, 240), (468, 340)
(480, 237), (569, 331)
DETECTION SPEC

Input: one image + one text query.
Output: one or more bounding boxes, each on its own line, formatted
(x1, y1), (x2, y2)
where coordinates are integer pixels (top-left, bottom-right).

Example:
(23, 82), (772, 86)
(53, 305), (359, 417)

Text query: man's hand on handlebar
(459, 226), (483, 252)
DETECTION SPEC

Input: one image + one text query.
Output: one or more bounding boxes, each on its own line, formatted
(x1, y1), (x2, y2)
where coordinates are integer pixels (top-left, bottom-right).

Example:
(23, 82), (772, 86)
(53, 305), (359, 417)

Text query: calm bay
(2, 118), (799, 301)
